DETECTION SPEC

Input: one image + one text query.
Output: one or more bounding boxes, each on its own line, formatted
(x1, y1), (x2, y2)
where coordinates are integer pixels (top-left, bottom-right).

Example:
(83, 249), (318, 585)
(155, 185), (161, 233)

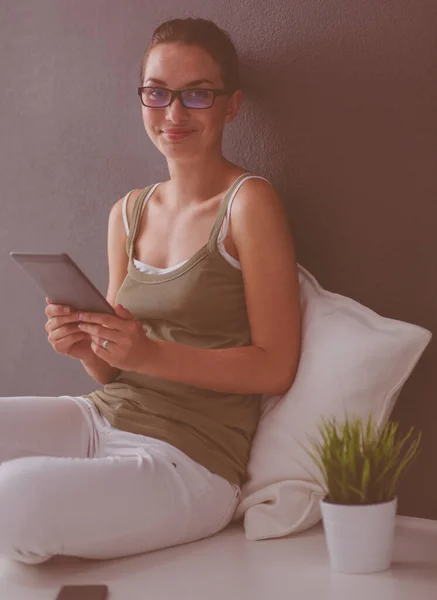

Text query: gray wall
(1, 1), (436, 519)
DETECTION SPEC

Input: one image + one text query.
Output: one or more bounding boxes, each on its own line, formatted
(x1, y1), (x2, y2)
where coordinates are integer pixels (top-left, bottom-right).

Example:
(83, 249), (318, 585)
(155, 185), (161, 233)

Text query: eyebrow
(145, 77), (215, 87)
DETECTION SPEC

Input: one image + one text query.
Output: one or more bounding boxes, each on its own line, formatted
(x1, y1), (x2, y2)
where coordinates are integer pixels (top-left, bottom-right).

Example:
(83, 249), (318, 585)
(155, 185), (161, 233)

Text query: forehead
(143, 43), (223, 86)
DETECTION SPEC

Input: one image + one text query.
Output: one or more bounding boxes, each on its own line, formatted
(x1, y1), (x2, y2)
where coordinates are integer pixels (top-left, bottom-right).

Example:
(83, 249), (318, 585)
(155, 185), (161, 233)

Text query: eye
(185, 89), (210, 99)
(149, 87), (167, 97)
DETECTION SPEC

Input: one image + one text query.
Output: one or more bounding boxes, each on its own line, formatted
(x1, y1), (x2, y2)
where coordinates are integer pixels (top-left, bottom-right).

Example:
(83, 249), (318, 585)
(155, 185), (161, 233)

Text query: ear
(224, 89), (243, 123)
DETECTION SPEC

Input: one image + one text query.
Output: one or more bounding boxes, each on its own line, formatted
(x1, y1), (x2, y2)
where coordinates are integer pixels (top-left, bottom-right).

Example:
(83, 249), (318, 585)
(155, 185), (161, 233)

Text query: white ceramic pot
(320, 495), (398, 574)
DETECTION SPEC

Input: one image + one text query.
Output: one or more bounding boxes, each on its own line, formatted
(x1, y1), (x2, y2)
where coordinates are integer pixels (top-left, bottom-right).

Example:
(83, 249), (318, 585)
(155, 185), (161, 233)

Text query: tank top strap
(207, 172), (270, 252)
(125, 184), (157, 258)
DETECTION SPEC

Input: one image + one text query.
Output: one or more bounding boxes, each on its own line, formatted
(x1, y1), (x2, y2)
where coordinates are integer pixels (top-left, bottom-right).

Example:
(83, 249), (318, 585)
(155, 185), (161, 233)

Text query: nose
(165, 95), (189, 123)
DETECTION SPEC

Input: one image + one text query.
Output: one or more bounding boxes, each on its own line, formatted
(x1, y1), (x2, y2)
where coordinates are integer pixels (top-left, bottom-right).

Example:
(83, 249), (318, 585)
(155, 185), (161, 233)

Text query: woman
(0, 17), (301, 564)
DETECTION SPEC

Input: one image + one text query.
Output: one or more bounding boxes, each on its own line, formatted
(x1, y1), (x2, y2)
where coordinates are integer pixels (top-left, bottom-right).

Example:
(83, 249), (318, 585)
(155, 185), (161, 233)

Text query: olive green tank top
(84, 172), (268, 486)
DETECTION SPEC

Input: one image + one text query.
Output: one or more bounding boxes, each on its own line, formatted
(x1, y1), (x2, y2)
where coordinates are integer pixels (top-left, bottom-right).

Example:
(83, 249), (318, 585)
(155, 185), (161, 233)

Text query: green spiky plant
(297, 413), (422, 505)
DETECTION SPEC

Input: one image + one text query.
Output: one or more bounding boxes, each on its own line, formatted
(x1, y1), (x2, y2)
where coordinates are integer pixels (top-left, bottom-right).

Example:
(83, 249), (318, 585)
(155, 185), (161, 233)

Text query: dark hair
(139, 18), (240, 93)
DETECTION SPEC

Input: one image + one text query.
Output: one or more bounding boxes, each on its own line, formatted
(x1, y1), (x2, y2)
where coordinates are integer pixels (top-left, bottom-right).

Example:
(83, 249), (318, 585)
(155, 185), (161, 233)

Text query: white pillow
(233, 264), (432, 541)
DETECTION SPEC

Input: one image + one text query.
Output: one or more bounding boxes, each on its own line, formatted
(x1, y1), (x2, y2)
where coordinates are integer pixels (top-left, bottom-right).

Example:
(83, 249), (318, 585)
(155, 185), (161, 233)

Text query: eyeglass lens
(142, 88), (214, 108)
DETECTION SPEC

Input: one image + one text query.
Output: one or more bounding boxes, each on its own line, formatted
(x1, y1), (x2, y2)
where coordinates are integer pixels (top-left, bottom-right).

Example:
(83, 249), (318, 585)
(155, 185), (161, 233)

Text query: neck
(164, 152), (236, 208)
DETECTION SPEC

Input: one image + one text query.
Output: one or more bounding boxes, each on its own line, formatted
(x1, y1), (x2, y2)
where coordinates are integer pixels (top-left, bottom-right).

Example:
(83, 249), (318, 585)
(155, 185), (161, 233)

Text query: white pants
(0, 394), (241, 564)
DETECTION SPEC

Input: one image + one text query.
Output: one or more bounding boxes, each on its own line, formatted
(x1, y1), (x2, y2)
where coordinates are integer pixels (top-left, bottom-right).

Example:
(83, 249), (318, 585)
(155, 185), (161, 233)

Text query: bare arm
(141, 341), (291, 395)
(80, 352), (119, 385)
(80, 189), (141, 385)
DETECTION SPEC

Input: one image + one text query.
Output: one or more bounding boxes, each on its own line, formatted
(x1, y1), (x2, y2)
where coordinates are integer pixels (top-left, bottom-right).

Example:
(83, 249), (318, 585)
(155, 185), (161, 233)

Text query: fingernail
(63, 307), (71, 313)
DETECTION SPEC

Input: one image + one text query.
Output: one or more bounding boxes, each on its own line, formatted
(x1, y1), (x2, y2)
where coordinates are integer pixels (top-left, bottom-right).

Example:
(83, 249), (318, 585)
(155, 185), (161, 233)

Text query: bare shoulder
(231, 176), (290, 231)
(230, 176), (296, 276)
(110, 188), (144, 229)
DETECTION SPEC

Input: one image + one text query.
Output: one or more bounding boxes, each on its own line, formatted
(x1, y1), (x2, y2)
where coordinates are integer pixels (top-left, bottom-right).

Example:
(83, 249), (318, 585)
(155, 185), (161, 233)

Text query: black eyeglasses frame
(137, 86), (233, 109)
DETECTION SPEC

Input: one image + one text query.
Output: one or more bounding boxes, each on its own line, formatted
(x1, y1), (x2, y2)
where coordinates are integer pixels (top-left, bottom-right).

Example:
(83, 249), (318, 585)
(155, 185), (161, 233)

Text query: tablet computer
(10, 252), (115, 315)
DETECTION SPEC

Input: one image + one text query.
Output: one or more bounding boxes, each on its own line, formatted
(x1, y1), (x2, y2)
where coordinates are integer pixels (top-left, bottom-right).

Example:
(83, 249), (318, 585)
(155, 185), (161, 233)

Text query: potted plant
(299, 413), (422, 574)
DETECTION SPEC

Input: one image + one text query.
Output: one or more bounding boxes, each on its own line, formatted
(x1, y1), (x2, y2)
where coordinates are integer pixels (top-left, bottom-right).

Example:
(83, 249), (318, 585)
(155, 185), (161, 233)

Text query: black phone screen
(55, 584), (108, 600)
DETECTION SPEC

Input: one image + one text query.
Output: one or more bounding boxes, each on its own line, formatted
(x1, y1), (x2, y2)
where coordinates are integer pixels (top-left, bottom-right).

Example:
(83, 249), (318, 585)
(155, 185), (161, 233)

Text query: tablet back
(10, 252), (115, 314)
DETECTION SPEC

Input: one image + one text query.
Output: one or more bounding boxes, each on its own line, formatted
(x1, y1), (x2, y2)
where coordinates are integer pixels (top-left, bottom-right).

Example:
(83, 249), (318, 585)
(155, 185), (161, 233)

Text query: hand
(44, 298), (95, 361)
(76, 304), (153, 371)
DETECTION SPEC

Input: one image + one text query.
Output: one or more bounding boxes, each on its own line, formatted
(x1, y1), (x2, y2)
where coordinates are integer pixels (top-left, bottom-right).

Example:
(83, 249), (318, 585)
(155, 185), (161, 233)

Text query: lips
(163, 129), (193, 134)
(161, 129), (194, 141)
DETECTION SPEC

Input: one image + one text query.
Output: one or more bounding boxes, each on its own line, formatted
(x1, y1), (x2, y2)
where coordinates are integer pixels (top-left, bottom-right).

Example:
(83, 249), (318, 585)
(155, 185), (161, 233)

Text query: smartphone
(10, 252), (115, 315)
(55, 584), (108, 600)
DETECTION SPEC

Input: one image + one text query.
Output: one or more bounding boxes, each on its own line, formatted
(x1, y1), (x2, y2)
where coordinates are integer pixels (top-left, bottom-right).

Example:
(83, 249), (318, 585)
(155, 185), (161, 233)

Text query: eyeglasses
(137, 86), (231, 109)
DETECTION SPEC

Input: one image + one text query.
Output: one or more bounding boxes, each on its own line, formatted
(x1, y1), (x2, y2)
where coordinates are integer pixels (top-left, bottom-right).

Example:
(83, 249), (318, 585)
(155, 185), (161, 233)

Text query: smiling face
(141, 43), (242, 161)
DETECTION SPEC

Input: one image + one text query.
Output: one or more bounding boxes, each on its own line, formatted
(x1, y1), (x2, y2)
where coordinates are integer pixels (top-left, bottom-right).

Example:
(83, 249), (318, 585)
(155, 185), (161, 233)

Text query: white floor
(1, 516), (436, 600)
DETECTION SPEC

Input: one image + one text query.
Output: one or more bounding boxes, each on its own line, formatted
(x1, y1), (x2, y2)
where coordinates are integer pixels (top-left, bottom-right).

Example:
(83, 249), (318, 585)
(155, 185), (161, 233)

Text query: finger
(77, 311), (126, 330)
(114, 304), (135, 320)
(48, 322), (86, 339)
(60, 333), (89, 354)
(77, 322), (118, 341)
(90, 339), (112, 360)
(90, 335), (101, 346)
(45, 313), (81, 331)
(90, 335), (112, 351)
(90, 340), (101, 355)
(53, 332), (89, 352)
(45, 304), (75, 318)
